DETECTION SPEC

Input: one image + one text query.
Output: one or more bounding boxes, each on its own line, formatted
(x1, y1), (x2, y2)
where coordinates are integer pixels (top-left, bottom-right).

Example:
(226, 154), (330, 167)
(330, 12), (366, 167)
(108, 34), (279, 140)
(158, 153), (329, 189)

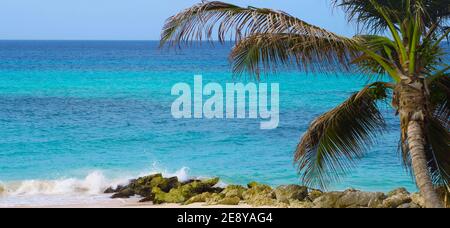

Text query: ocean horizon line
(0, 39), (235, 42)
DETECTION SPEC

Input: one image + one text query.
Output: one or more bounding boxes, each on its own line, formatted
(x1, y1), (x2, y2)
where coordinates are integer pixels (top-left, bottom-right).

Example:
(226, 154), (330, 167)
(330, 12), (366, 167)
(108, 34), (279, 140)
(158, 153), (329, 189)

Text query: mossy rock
(243, 182), (276, 206)
(382, 193), (411, 208)
(133, 174), (180, 196)
(184, 192), (231, 205)
(246, 182), (272, 191)
(184, 192), (214, 205)
(133, 174), (162, 188)
(153, 187), (186, 204)
(312, 192), (345, 208)
(104, 185), (127, 194)
(217, 196), (241, 206)
(308, 189), (324, 201)
(336, 189), (386, 208)
(312, 190), (386, 208)
(111, 188), (135, 199)
(382, 188), (412, 208)
(222, 185), (247, 200)
(387, 188), (410, 197)
(205, 193), (225, 205)
(243, 187), (273, 201)
(153, 178), (220, 204)
(104, 187), (115, 194)
(274, 185), (308, 203)
(150, 176), (180, 193)
(108, 174), (161, 198)
(185, 178), (220, 194)
(108, 173), (182, 199)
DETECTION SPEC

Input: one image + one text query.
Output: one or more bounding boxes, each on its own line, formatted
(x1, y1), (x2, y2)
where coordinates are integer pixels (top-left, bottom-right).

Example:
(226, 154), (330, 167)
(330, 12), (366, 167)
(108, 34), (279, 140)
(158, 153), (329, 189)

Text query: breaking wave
(0, 167), (193, 207)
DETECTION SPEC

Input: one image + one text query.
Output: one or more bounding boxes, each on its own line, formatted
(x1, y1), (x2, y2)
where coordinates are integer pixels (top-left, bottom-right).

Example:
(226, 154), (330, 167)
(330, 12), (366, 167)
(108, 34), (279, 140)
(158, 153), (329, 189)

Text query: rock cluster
(105, 174), (437, 208)
(105, 174), (221, 203)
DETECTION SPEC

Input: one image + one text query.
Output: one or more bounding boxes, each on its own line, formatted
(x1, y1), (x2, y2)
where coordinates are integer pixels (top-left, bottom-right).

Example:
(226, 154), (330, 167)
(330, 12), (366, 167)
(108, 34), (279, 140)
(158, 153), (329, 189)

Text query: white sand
(12, 198), (255, 208)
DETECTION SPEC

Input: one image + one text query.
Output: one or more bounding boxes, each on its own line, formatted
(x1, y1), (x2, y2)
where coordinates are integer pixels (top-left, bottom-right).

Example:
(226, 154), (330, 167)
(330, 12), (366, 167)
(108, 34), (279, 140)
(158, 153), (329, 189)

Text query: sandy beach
(4, 173), (443, 208)
(14, 198), (254, 208)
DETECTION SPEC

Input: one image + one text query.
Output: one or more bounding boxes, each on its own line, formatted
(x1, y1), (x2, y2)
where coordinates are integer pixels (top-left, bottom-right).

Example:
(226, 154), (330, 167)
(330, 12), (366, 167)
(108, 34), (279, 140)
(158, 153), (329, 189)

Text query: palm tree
(160, 0), (450, 208)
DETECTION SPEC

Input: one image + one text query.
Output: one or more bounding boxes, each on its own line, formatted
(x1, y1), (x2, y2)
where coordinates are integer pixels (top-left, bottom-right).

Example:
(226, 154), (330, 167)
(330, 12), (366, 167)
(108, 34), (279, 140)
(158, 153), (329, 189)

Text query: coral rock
(274, 185), (308, 203)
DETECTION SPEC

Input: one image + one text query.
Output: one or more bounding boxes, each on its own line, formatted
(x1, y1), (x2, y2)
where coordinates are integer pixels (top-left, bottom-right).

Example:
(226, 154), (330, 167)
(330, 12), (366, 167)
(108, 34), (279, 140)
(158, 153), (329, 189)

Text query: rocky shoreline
(105, 174), (448, 208)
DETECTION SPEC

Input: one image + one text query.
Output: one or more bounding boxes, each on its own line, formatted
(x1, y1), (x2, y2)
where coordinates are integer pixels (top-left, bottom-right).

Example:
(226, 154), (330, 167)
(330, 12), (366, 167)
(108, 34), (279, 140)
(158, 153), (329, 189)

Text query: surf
(0, 167), (194, 207)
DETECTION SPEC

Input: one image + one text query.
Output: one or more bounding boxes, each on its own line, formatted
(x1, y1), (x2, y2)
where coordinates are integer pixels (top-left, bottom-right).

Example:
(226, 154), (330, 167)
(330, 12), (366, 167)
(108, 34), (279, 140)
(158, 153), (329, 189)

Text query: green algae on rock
(242, 182), (277, 207)
(109, 174), (181, 199)
(153, 178), (221, 204)
(307, 189), (324, 201)
(184, 186), (246, 206)
(312, 190), (386, 208)
(222, 185), (247, 199)
(184, 192), (214, 205)
(104, 174), (439, 208)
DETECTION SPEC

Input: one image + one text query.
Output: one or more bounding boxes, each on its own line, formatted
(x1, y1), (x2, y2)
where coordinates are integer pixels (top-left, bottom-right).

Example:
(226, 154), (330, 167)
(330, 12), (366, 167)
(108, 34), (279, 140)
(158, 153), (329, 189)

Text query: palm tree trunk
(407, 121), (444, 208)
(397, 78), (444, 208)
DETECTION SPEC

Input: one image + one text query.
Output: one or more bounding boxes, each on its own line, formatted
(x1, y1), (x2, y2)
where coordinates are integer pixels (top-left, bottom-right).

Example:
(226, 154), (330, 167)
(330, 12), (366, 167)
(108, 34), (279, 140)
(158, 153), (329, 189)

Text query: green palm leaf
(334, 0), (450, 33)
(351, 35), (399, 76)
(426, 115), (450, 188)
(294, 82), (391, 189)
(428, 74), (449, 188)
(160, 1), (346, 47)
(229, 33), (360, 77)
(428, 70), (450, 123)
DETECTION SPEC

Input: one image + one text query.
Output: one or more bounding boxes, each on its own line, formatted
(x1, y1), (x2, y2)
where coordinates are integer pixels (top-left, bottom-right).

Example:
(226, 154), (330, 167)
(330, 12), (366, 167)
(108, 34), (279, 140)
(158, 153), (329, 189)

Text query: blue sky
(0, 0), (356, 40)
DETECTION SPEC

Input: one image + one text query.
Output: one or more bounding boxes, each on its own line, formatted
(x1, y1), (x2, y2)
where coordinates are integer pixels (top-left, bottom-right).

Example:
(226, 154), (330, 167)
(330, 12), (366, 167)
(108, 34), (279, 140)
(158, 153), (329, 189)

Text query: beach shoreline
(12, 199), (254, 208)
(2, 172), (448, 208)
(3, 188), (436, 208)
(4, 175), (434, 209)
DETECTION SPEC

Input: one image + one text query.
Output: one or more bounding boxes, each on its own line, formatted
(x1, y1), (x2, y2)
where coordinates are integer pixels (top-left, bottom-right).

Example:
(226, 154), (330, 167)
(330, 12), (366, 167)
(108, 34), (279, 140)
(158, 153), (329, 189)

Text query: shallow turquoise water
(0, 41), (418, 200)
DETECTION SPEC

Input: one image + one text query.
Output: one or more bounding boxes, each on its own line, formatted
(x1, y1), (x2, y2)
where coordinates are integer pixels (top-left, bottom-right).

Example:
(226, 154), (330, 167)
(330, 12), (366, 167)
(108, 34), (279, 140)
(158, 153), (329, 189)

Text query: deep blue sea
(0, 40), (419, 206)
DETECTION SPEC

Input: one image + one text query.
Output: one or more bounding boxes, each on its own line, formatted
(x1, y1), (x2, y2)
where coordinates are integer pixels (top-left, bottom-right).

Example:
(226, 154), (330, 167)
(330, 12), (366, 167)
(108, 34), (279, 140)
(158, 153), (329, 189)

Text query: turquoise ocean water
(0, 41), (420, 206)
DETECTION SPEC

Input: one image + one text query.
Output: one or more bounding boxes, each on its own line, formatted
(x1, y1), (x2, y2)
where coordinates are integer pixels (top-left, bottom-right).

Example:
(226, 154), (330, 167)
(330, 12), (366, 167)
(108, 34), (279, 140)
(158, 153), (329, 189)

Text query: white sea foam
(2, 171), (107, 197)
(0, 167), (195, 207)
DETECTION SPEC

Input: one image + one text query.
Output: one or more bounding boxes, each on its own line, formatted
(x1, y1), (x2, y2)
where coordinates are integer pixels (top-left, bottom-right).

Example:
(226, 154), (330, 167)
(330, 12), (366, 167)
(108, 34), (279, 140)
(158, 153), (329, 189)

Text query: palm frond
(416, 31), (449, 75)
(228, 32), (406, 79)
(160, 1), (346, 47)
(334, 0), (403, 33)
(229, 33), (360, 77)
(294, 82), (391, 189)
(351, 35), (400, 75)
(334, 0), (450, 33)
(423, 116), (449, 188)
(160, 1), (405, 80)
(428, 70), (450, 123)
(422, 0), (450, 27)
